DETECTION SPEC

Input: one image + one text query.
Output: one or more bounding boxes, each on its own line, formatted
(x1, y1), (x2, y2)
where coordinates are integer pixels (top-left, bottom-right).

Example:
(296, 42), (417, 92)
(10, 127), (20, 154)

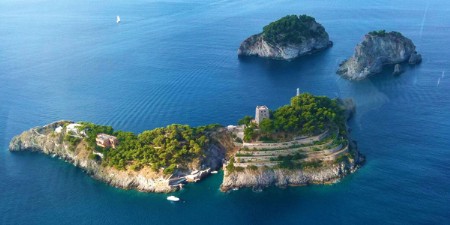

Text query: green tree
(259, 118), (274, 134)
(238, 116), (253, 126)
(243, 126), (255, 142)
(226, 157), (235, 173)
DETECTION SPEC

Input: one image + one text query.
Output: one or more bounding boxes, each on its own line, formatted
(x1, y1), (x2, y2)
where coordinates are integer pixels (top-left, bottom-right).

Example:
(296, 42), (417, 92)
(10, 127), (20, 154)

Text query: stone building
(255, 105), (270, 125)
(96, 133), (119, 149)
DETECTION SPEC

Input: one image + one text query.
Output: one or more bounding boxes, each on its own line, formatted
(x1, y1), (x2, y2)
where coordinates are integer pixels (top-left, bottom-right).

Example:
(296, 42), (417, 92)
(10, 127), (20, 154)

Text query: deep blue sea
(1, 0), (450, 224)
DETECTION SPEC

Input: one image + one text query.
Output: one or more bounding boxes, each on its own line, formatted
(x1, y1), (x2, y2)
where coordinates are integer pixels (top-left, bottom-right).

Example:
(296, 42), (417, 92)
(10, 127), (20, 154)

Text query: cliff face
(337, 31), (422, 80)
(9, 121), (232, 193)
(221, 158), (361, 192)
(237, 19), (332, 60)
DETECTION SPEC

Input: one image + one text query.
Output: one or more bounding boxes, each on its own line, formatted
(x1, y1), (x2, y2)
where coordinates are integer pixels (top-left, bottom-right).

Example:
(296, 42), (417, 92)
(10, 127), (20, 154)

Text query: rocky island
(220, 93), (364, 191)
(337, 30), (422, 80)
(9, 93), (363, 193)
(238, 15), (332, 60)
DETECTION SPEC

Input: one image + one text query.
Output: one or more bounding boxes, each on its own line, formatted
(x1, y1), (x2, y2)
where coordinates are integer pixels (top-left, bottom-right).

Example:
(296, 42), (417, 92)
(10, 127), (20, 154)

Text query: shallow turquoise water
(1, 0), (450, 224)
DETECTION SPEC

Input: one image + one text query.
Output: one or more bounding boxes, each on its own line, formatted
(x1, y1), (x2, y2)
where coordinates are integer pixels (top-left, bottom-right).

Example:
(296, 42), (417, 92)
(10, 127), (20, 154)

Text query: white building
(66, 123), (82, 135)
(255, 105), (270, 125)
(55, 126), (63, 134)
(227, 125), (237, 131)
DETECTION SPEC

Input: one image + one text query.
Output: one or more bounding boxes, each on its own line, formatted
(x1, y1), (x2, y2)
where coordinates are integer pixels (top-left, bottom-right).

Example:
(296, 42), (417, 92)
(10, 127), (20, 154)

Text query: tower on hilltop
(255, 105), (270, 125)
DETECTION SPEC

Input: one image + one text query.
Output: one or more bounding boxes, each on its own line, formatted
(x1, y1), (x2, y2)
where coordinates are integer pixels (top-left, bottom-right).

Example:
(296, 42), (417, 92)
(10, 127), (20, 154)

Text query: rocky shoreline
(238, 34), (332, 61)
(9, 121), (232, 193)
(220, 158), (362, 192)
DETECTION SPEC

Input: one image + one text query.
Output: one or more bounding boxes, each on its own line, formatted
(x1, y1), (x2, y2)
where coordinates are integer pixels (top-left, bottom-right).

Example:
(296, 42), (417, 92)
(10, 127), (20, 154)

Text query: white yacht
(116, 16), (121, 24)
(167, 196), (180, 202)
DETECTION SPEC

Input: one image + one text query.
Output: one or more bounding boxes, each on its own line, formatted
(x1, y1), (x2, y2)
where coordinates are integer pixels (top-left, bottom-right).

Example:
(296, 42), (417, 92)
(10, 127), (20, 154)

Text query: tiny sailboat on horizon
(116, 15), (121, 24)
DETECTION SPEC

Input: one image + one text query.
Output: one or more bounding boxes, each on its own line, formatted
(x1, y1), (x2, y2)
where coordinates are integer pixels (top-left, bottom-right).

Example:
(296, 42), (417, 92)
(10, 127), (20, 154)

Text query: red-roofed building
(96, 133), (119, 149)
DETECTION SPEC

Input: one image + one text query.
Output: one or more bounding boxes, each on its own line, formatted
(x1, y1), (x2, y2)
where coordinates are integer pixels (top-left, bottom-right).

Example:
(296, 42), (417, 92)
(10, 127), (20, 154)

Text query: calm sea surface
(1, 0), (450, 224)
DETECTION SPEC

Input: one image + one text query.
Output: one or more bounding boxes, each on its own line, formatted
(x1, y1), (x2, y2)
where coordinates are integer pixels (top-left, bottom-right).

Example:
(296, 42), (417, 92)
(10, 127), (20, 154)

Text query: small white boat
(167, 196), (180, 202)
(116, 16), (121, 24)
(210, 171), (218, 174)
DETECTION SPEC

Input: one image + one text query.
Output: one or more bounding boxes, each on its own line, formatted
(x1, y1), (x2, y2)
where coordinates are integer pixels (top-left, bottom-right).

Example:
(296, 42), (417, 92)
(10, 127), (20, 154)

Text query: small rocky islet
(337, 30), (422, 80)
(237, 15), (333, 60)
(9, 93), (364, 193)
(238, 15), (422, 80)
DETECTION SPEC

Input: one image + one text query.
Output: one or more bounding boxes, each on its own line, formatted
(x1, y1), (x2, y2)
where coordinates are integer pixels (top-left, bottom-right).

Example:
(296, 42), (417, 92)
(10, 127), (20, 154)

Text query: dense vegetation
(76, 122), (220, 174)
(241, 93), (346, 142)
(272, 93), (344, 134)
(64, 134), (81, 151)
(238, 116), (253, 126)
(368, 30), (403, 38)
(368, 30), (387, 37)
(262, 15), (324, 45)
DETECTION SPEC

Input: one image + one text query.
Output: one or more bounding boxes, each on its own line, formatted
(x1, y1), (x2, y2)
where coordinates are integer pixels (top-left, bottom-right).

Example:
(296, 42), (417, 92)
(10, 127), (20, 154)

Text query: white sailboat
(116, 16), (121, 24)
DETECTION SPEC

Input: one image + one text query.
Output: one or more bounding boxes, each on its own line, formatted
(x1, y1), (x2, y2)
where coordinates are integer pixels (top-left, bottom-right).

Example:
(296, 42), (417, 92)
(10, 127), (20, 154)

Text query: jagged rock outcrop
(408, 51), (422, 65)
(238, 15), (332, 60)
(337, 30), (422, 80)
(9, 121), (233, 193)
(393, 64), (403, 75)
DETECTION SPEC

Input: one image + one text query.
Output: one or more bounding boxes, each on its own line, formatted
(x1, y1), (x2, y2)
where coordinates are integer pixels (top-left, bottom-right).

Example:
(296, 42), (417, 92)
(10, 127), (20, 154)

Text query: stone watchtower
(255, 105), (270, 125)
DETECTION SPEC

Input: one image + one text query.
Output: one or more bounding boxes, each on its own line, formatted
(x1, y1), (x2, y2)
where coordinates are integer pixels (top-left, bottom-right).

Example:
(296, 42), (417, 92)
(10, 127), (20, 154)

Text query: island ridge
(9, 93), (363, 192)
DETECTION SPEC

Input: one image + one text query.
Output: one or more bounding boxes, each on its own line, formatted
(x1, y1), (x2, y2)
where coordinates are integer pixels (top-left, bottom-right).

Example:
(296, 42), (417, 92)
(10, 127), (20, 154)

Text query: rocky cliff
(9, 121), (232, 193)
(337, 30), (422, 80)
(238, 15), (332, 60)
(220, 158), (361, 192)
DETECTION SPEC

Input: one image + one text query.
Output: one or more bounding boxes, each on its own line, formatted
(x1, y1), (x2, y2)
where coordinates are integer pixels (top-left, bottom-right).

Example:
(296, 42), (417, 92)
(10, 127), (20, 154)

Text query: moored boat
(167, 196), (180, 202)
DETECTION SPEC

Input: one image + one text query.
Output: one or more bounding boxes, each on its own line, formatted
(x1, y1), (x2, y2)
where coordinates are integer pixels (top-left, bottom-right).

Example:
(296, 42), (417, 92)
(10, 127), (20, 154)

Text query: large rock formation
(9, 121), (232, 193)
(238, 15), (332, 60)
(337, 30), (422, 80)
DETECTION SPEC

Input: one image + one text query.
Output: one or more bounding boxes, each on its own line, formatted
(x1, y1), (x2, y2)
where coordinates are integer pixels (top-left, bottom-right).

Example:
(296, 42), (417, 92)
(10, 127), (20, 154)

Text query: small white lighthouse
(296, 88), (300, 96)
